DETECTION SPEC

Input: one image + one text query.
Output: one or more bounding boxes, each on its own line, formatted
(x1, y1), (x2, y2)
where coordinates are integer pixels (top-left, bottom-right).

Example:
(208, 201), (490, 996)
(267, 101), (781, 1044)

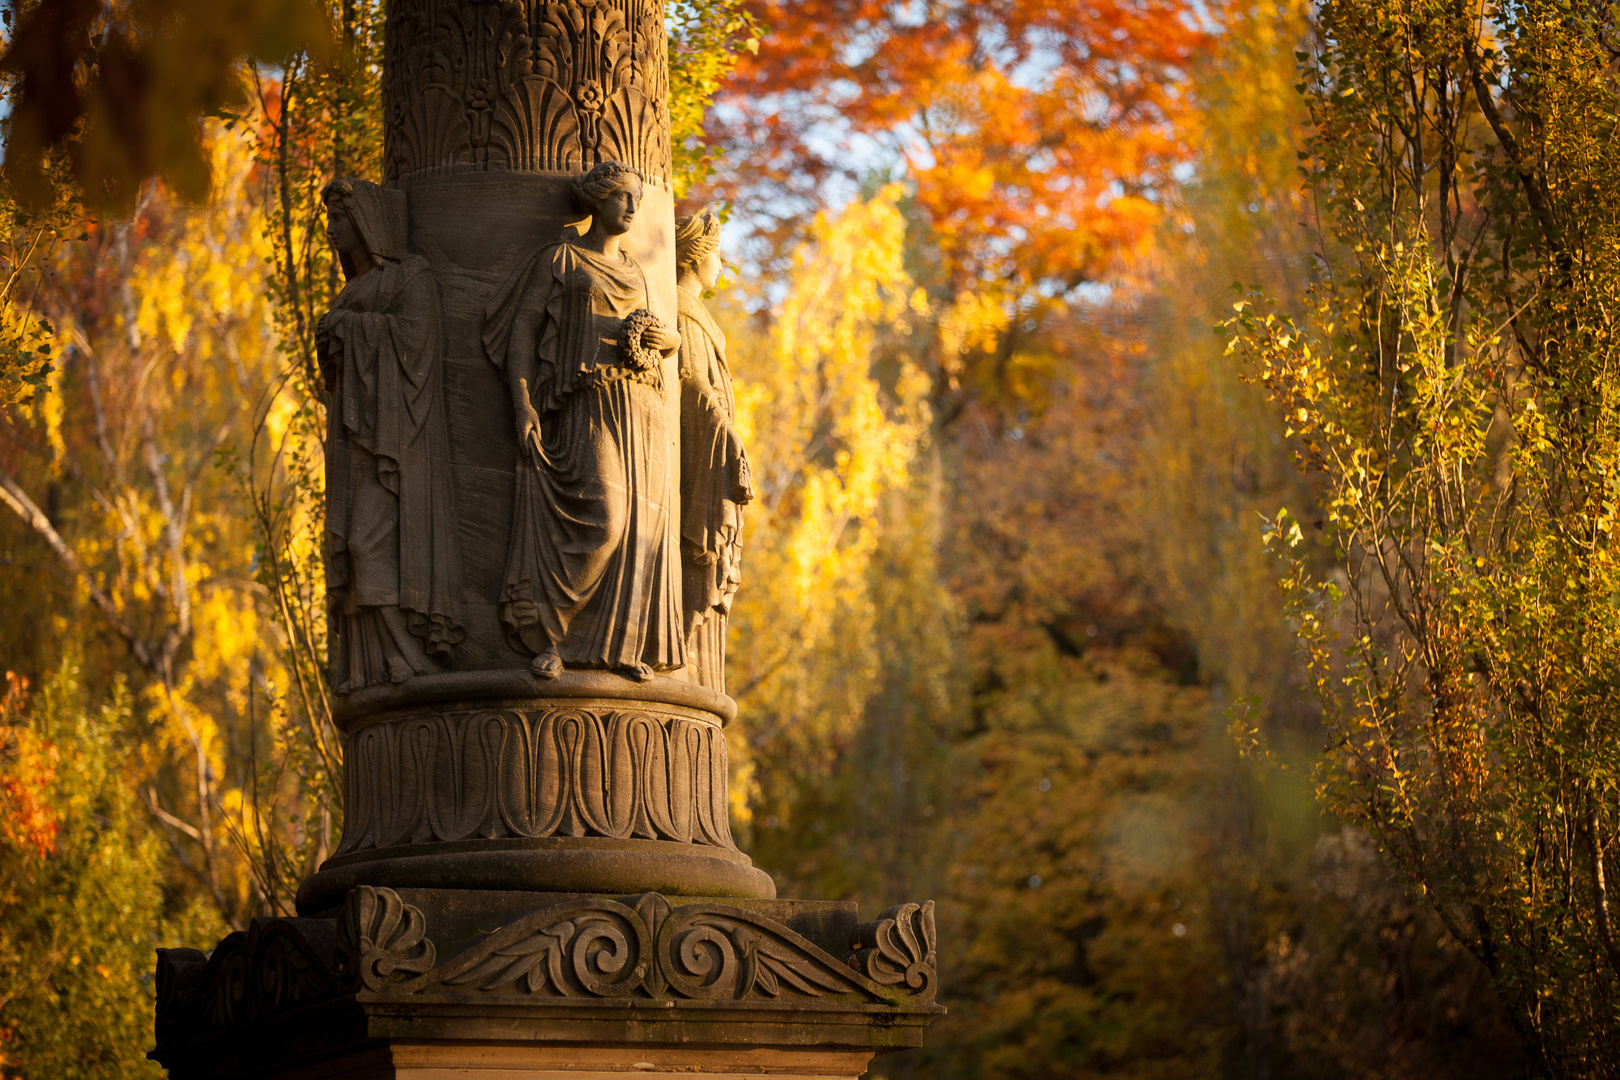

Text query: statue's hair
(321, 177), (359, 213)
(570, 162), (644, 211)
(675, 208), (722, 269)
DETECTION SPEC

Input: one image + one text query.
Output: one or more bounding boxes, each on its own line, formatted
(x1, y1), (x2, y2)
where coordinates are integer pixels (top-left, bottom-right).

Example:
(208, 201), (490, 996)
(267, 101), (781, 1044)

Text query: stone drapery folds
(675, 209), (751, 692)
(319, 178), (466, 692)
(480, 168), (684, 680)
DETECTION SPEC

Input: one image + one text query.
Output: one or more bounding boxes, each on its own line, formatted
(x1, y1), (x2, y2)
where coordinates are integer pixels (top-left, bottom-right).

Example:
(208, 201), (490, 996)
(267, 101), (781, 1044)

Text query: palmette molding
(154, 888), (940, 1041)
(335, 705), (736, 855)
(384, 0), (673, 184)
(336, 705), (741, 854)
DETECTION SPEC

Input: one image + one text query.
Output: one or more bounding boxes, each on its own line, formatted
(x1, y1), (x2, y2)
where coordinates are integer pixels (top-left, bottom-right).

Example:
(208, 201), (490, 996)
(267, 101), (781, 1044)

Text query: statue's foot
(386, 658), (414, 685)
(531, 651), (564, 679)
(625, 662), (655, 683)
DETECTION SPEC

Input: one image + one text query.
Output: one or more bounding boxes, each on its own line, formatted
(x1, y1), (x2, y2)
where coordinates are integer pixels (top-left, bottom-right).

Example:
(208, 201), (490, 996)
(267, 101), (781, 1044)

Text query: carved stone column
(153, 5), (945, 1076)
(294, 0), (770, 908)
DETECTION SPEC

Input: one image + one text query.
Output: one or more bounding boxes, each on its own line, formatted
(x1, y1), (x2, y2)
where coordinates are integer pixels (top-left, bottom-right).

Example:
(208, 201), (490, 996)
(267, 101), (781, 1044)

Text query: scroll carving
(658, 905), (867, 1001)
(392, 896), (939, 1006)
(154, 917), (347, 1037)
(335, 706), (736, 856)
(384, 0), (672, 184)
(155, 892), (938, 1046)
(437, 899), (651, 996)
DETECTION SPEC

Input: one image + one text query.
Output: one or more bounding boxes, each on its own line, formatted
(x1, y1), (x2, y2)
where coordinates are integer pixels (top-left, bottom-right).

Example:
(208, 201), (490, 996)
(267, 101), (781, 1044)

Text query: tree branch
(0, 464), (159, 676)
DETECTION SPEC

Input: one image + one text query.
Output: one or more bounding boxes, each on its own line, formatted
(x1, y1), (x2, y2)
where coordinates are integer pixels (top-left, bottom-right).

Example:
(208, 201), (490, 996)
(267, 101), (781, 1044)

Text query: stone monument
(149, 2), (941, 1077)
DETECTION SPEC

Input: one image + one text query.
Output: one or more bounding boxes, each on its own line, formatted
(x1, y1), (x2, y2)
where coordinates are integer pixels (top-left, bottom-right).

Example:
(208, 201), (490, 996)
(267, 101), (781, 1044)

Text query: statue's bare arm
(506, 305), (544, 464)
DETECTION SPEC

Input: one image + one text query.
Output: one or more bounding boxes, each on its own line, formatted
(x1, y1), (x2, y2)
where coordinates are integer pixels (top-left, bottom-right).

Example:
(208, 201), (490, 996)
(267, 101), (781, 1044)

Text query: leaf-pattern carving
(659, 905), (869, 1001)
(433, 900), (650, 996)
(383, 0), (672, 183)
(340, 885), (436, 991)
(493, 76), (581, 171)
(403, 896), (935, 1005)
(598, 86), (668, 181)
(846, 901), (937, 999)
(334, 706), (735, 855)
(397, 83), (473, 175)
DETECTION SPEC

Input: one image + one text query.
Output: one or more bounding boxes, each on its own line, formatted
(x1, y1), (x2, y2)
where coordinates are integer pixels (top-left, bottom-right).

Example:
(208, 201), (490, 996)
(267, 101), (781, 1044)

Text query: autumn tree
(0, 670), (174, 1080)
(1231, 0), (1620, 1069)
(702, 0), (1210, 414)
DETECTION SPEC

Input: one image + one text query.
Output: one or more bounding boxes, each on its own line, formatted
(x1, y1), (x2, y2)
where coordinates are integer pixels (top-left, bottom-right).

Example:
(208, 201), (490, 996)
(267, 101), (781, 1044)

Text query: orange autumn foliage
(711, 0), (1211, 292)
(0, 673), (59, 861)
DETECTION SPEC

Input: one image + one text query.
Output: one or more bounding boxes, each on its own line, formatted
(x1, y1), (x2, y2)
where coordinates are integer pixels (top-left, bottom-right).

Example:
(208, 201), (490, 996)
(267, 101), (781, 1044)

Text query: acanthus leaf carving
(401, 897), (914, 1004)
(432, 899), (650, 997)
(384, 0), (672, 184)
(340, 885), (436, 992)
(658, 906), (869, 1002)
(493, 76), (581, 172)
(846, 901), (937, 1001)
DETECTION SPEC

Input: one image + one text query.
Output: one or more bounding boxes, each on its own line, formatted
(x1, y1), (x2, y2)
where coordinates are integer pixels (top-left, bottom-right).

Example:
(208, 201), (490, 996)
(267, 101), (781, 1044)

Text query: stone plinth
(298, 675), (774, 913)
(152, 888), (940, 1080)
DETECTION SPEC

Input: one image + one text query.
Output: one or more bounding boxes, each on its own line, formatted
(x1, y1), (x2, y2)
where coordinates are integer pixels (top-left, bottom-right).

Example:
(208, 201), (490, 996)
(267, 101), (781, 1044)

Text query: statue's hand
(515, 398), (544, 465)
(647, 319), (681, 353)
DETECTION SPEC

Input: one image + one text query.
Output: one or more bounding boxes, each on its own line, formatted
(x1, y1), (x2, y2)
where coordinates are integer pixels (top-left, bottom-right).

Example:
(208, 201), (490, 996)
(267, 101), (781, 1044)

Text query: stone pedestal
(152, 888), (940, 1079)
(298, 674), (774, 913)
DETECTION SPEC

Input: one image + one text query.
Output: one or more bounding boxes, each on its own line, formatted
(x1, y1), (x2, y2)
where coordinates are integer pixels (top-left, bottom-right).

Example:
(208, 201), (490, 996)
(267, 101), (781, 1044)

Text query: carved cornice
(384, 0), (673, 185)
(397, 893), (937, 1006)
(155, 889), (941, 1047)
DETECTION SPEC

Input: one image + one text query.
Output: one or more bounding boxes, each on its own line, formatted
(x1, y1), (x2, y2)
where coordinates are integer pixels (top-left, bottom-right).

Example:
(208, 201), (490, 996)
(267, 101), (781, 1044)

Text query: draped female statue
(675, 210), (752, 692)
(318, 178), (464, 692)
(482, 162), (684, 681)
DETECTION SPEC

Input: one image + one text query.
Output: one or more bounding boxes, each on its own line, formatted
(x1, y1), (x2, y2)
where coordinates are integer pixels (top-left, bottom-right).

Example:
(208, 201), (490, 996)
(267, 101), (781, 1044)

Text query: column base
(152, 887), (943, 1080)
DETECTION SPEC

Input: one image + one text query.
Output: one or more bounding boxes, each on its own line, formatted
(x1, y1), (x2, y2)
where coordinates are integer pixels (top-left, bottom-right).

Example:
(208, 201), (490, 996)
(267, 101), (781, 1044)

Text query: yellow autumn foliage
(725, 186), (937, 823)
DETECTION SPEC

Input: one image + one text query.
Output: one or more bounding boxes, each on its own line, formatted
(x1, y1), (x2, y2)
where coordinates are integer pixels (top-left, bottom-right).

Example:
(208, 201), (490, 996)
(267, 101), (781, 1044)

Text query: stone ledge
(333, 672), (738, 730)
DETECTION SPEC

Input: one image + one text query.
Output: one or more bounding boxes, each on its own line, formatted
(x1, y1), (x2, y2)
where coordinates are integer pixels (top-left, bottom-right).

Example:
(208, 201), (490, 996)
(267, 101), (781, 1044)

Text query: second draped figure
(483, 162), (684, 681)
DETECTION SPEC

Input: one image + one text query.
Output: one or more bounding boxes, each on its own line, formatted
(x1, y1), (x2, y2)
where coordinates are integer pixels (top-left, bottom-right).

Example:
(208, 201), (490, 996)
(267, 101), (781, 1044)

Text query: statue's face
(326, 205), (361, 259)
(697, 248), (722, 291)
(595, 180), (641, 236)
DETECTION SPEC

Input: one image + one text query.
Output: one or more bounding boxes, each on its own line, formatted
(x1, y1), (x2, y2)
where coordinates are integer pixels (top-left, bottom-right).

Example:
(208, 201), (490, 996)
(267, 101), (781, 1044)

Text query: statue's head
(675, 208), (723, 290)
(322, 178), (407, 280)
(571, 162), (644, 238)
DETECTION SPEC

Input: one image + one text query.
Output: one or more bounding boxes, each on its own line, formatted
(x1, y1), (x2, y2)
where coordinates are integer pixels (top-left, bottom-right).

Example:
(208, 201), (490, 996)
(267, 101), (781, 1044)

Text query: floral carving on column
(384, 0), (673, 185)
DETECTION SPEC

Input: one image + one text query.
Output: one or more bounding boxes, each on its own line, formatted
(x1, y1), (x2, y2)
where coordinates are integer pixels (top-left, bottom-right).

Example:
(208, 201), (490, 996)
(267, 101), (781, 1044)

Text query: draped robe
(322, 252), (464, 689)
(483, 241), (683, 671)
(676, 286), (752, 692)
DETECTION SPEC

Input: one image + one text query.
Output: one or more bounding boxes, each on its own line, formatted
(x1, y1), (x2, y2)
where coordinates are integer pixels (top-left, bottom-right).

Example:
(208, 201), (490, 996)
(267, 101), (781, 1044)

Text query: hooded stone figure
(675, 209), (752, 692)
(318, 177), (464, 692)
(482, 161), (684, 681)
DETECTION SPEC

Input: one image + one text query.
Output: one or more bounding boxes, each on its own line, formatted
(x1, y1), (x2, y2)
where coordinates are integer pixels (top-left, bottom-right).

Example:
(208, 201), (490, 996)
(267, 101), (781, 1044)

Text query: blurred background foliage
(0, 0), (1608, 1074)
